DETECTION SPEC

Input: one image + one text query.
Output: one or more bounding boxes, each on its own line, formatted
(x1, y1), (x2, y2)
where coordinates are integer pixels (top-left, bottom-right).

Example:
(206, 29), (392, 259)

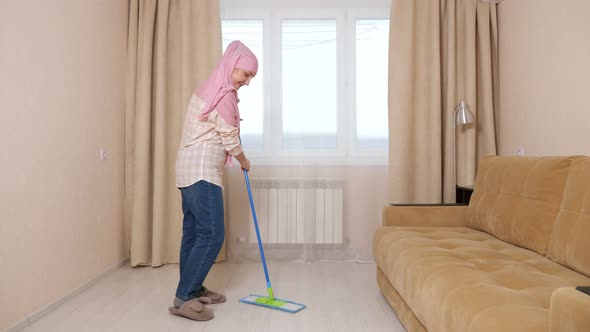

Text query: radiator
(248, 178), (344, 244)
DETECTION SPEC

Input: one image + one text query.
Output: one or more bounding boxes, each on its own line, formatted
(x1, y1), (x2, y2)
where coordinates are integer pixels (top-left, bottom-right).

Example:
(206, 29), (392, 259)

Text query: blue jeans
(175, 180), (225, 301)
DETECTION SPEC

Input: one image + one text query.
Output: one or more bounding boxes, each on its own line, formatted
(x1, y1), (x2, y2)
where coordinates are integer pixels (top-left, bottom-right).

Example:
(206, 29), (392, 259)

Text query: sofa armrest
(550, 287), (590, 332)
(382, 204), (468, 227)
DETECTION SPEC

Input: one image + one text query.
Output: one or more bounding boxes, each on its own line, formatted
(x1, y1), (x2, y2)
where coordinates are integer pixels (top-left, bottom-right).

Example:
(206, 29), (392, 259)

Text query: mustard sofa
(374, 156), (590, 332)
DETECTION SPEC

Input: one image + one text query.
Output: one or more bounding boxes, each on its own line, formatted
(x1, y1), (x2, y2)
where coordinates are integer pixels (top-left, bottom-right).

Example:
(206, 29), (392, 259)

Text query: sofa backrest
(466, 156), (573, 255)
(547, 157), (590, 277)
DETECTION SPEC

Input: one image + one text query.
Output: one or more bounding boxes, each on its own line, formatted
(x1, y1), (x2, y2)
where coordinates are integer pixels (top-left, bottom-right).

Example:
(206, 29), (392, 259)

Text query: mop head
(239, 294), (306, 313)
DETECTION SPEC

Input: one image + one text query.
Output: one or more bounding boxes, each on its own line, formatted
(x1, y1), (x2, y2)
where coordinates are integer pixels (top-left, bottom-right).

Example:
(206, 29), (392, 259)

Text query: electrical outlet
(99, 148), (108, 160)
(516, 147), (525, 156)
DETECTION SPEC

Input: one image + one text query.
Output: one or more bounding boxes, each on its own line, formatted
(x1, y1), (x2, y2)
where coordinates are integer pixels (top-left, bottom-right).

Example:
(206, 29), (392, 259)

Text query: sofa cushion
(373, 226), (590, 332)
(547, 157), (590, 277)
(466, 156), (572, 255)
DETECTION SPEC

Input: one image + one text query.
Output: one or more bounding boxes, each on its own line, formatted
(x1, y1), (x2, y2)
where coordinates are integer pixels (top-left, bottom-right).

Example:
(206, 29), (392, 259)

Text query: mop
(239, 170), (307, 313)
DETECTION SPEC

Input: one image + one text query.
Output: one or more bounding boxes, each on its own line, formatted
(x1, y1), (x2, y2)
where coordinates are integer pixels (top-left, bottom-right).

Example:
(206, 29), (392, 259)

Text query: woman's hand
(234, 152), (250, 172)
(241, 158), (250, 172)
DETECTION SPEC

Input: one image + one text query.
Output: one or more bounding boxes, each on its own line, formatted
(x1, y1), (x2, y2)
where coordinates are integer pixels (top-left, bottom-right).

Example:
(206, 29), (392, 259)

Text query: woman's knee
(213, 226), (225, 246)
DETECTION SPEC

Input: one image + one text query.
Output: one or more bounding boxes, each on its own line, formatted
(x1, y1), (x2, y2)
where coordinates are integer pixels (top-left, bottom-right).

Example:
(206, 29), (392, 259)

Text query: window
(222, 8), (389, 164)
(282, 20), (338, 149)
(355, 19), (389, 149)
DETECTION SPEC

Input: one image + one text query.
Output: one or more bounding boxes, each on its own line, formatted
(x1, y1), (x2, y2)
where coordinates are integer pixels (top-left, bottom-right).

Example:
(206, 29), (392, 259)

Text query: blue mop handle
(243, 170), (274, 300)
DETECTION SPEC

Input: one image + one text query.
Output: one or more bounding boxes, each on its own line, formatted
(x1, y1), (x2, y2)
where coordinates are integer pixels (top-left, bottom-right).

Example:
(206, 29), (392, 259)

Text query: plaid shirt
(176, 93), (243, 188)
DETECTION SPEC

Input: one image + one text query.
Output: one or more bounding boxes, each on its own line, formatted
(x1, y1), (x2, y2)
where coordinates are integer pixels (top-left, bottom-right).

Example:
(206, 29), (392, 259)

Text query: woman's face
(232, 68), (256, 90)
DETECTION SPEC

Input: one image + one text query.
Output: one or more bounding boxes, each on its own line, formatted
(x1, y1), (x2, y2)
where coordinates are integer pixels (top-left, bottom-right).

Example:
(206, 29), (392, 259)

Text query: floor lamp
(454, 100), (475, 193)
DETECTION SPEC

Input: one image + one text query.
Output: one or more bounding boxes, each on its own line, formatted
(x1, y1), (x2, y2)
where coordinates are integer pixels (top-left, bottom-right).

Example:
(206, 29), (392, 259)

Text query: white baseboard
(4, 257), (130, 332)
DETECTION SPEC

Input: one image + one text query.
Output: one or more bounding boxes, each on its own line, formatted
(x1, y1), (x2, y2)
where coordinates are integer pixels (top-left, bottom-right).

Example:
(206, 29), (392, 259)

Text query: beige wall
(497, 0), (590, 156)
(224, 165), (389, 261)
(0, 1), (128, 329)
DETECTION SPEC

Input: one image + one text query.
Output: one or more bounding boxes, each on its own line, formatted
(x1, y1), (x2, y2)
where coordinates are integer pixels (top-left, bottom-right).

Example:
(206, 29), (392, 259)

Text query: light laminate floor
(21, 261), (406, 332)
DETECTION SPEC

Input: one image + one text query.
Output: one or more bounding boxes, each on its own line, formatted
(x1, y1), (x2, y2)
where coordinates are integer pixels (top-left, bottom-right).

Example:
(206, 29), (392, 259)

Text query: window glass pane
(222, 20), (264, 149)
(356, 19), (389, 149)
(282, 20), (337, 149)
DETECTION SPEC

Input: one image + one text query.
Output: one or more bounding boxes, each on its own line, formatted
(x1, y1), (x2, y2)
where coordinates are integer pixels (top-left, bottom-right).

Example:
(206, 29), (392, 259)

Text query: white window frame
(221, 7), (390, 166)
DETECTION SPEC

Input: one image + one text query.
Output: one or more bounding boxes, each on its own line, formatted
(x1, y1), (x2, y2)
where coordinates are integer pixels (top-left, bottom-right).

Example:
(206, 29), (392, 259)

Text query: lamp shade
(456, 100), (474, 125)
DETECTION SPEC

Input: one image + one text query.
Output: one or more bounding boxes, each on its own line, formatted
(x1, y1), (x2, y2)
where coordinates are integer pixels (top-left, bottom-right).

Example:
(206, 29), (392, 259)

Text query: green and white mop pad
(239, 294), (306, 313)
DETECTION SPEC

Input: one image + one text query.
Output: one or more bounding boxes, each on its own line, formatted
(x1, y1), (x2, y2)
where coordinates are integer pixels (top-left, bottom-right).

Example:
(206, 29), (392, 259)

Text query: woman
(169, 40), (257, 321)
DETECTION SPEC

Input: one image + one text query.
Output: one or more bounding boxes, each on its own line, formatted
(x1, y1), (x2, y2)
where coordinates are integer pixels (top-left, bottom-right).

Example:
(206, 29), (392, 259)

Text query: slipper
(202, 286), (227, 304)
(168, 297), (213, 321)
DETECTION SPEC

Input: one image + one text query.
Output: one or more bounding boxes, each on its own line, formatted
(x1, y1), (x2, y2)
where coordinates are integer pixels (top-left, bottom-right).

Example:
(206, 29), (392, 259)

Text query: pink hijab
(195, 40), (258, 128)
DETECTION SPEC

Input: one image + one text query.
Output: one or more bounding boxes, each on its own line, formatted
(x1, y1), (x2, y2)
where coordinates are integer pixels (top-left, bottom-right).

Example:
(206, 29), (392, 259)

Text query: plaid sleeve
(215, 113), (243, 156)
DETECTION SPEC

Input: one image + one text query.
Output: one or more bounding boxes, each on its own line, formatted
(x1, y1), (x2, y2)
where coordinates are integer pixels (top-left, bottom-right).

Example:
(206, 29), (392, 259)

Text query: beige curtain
(388, 0), (498, 203)
(125, 0), (223, 266)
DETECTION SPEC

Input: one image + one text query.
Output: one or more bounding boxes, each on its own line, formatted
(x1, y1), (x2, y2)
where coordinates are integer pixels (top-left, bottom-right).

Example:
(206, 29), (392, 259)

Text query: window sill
(243, 155), (388, 167)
